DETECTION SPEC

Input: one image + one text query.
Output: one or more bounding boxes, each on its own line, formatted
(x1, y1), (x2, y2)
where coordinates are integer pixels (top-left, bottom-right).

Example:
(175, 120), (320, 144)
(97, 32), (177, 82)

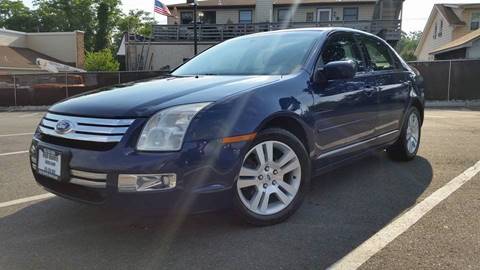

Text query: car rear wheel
(387, 107), (421, 161)
(233, 128), (310, 226)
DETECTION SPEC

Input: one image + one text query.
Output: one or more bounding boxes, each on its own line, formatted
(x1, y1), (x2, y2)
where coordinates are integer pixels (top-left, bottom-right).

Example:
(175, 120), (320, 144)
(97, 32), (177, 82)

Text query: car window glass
(173, 32), (319, 76)
(361, 37), (395, 71)
(320, 34), (365, 72)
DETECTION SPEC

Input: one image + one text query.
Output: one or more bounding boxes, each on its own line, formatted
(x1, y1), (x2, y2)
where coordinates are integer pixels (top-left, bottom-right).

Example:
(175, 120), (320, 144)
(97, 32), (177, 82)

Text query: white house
(415, 3), (480, 61)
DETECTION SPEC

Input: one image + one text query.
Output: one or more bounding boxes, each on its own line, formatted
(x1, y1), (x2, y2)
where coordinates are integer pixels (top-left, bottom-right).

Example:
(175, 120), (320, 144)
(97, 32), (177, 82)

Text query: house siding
(217, 9), (241, 24)
(0, 29), (27, 48)
(272, 4), (374, 22)
(255, 0), (273, 22)
(167, 9), (253, 24)
(453, 8), (480, 40)
(467, 39), (480, 58)
(0, 29), (84, 67)
(27, 33), (78, 64)
(417, 11), (454, 61)
(168, 3), (376, 24)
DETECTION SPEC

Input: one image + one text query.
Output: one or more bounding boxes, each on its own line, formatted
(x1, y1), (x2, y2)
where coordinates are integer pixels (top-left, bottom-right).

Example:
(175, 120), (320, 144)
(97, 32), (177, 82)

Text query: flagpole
(193, 1), (198, 55)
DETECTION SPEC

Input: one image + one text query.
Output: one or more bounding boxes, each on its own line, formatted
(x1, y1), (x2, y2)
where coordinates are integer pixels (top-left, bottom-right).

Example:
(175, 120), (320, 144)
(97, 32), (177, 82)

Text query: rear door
(357, 36), (410, 136)
(310, 32), (378, 160)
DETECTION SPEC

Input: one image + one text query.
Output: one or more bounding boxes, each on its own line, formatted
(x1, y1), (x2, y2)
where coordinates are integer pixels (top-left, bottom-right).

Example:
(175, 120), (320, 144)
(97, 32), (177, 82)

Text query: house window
(199, 11), (216, 24)
(317, 9), (332, 22)
(471, 12), (480, 30)
(239, 10), (253, 23)
(433, 22), (437, 39)
(306, 12), (314, 22)
(180, 12), (193, 24)
(278, 9), (291, 23)
(438, 20), (443, 38)
(343, 7), (358, 21)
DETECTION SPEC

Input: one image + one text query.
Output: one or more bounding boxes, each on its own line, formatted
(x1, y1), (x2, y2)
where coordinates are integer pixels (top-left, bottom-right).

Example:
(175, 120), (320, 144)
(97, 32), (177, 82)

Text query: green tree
(95, 2), (110, 50)
(396, 31), (422, 61)
(84, 48), (120, 71)
(115, 9), (155, 42)
(0, 0), (37, 32)
(95, 0), (122, 51)
(31, 0), (121, 51)
(34, 0), (97, 50)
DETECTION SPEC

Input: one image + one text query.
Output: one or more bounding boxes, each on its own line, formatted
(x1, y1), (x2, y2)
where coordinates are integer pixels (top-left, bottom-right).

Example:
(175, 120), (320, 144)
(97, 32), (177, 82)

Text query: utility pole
(187, 0), (198, 55)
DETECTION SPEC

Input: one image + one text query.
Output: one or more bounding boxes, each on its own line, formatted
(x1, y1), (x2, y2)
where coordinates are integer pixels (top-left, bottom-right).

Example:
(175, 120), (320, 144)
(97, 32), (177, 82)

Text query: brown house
(126, 0), (404, 71)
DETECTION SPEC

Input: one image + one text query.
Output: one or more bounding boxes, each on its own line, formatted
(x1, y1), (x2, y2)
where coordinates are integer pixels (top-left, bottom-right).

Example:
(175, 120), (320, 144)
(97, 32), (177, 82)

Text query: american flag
(154, 0), (172, 17)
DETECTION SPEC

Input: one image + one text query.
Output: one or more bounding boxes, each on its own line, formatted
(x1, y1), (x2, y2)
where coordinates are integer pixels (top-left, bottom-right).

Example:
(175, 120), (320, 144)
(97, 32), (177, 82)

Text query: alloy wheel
(406, 113), (420, 154)
(236, 140), (301, 216)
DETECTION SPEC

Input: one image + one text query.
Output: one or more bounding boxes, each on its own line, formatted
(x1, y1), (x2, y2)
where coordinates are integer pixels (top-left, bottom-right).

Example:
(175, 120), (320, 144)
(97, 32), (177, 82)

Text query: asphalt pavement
(0, 109), (478, 270)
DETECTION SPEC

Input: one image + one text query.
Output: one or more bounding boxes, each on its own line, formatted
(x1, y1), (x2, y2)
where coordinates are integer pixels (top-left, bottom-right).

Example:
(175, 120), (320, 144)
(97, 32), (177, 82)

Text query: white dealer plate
(38, 148), (62, 180)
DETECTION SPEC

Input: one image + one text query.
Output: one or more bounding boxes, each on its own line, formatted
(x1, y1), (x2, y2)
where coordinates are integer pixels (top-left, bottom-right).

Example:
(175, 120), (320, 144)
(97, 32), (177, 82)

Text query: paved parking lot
(0, 109), (479, 270)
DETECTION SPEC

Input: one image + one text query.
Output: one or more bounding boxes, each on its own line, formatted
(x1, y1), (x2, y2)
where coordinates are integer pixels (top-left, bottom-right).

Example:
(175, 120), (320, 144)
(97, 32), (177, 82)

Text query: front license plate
(38, 148), (62, 180)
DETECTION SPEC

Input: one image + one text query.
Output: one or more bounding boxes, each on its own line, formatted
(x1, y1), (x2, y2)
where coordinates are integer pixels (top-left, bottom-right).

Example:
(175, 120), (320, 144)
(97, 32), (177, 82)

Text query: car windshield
(172, 32), (320, 76)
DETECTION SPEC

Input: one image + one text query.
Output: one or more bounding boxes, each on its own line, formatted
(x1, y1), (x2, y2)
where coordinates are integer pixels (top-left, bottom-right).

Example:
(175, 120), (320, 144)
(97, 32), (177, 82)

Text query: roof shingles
(431, 28), (480, 55)
(0, 46), (64, 70)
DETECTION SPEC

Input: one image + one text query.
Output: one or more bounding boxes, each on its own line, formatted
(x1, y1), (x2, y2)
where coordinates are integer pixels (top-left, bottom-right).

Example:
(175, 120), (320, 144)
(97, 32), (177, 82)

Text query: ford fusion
(30, 28), (424, 225)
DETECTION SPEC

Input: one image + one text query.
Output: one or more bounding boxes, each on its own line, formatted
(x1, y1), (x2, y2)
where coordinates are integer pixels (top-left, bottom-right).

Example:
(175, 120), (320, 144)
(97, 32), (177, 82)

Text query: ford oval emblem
(55, 120), (74, 134)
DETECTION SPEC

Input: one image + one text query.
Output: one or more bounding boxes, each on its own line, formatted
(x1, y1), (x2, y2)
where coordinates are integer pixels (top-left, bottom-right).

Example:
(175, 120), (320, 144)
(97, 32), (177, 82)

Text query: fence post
(65, 72), (69, 98)
(118, 72), (121, 84)
(447, 60), (452, 101)
(13, 74), (17, 107)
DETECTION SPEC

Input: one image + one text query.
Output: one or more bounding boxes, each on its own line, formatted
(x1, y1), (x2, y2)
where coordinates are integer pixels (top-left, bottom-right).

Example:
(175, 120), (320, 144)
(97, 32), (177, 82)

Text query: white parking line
(0, 150), (29, 157)
(0, 132), (34, 138)
(0, 193), (55, 209)
(328, 160), (480, 270)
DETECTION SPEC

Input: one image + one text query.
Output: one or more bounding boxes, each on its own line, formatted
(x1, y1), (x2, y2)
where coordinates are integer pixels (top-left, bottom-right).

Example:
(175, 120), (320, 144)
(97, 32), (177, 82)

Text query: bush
(84, 49), (120, 71)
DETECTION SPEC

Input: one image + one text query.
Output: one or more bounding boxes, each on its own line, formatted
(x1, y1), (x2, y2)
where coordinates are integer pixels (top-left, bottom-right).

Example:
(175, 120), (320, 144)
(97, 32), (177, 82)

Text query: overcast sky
(21, 0), (480, 33)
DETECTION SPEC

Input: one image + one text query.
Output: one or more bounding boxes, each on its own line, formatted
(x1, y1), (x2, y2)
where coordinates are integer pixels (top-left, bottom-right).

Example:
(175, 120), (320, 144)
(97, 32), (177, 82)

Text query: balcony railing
(152, 20), (401, 42)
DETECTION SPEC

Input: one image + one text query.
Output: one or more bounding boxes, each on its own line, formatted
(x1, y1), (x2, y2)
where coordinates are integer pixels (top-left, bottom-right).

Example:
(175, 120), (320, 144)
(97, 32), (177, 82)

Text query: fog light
(118, 174), (176, 192)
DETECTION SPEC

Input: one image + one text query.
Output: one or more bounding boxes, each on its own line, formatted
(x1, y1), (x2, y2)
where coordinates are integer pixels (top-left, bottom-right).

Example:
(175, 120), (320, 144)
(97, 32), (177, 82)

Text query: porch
(152, 20), (402, 44)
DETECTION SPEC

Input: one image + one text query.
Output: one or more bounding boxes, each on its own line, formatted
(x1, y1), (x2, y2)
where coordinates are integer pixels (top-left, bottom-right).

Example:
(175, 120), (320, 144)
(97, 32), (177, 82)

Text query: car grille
(39, 113), (135, 143)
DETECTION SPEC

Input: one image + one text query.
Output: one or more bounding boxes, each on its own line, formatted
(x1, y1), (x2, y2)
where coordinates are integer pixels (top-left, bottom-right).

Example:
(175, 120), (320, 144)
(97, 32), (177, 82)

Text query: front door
(317, 9), (332, 22)
(309, 32), (378, 163)
(357, 36), (410, 137)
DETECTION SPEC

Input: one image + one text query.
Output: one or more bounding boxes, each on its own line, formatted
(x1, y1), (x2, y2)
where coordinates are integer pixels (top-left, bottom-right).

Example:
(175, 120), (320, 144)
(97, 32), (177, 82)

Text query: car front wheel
(233, 128), (310, 226)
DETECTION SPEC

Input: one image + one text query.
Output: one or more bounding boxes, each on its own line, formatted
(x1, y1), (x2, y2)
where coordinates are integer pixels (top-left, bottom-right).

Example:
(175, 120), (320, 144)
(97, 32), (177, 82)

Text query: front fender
(184, 73), (314, 144)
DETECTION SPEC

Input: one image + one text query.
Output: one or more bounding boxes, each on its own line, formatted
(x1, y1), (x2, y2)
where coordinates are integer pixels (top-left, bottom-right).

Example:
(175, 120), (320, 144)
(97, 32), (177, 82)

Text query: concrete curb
(0, 106), (50, 112)
(426, 100), (480, 108)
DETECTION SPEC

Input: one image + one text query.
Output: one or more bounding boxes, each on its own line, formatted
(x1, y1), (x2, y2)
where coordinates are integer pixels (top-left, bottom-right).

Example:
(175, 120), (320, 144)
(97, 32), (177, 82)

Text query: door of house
(317, 9), (332, 22)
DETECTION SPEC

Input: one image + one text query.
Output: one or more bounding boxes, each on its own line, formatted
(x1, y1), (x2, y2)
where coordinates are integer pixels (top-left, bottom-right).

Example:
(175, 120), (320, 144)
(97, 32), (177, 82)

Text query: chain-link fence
(409, 59), (480, 101)
(1, 61), (479, 107)
(0, 71), (169, 107)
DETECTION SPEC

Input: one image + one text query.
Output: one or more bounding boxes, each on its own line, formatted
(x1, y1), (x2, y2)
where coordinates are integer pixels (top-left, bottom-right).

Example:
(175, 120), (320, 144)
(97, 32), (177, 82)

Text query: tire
(233, 128), (311, 226)
(387, 106), (422, 161)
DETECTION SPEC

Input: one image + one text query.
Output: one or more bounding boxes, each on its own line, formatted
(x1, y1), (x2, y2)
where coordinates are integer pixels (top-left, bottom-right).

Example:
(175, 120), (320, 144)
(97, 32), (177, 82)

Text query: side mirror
(313, 60), (357, 84)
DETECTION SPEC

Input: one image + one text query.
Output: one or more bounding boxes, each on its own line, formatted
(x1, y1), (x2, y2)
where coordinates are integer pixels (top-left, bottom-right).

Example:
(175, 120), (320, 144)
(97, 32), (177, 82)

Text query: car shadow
(0, 152), (432, 270)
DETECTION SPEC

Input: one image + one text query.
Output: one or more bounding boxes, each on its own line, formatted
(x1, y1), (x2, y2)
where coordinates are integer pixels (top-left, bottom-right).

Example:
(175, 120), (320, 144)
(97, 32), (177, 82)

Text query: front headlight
(137, 103), (211, 151)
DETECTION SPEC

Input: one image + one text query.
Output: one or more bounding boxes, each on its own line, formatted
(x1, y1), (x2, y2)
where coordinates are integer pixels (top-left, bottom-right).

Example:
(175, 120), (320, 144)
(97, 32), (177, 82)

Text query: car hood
(49, 75), (281, 118)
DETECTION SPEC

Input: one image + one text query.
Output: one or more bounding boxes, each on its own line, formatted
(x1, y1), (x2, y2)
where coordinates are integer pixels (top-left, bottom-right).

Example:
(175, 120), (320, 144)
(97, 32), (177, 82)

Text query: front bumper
(30, 130), (248, 212)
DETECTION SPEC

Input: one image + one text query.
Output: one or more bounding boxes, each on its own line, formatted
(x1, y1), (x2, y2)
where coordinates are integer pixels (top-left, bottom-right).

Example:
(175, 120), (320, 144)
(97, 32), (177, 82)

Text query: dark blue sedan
(30, 28), (424, 225)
